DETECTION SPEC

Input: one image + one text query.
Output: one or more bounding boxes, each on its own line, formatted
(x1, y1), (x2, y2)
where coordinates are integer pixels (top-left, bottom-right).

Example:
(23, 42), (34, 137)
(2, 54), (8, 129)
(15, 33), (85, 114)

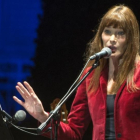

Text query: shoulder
(82, 66), (94, 76)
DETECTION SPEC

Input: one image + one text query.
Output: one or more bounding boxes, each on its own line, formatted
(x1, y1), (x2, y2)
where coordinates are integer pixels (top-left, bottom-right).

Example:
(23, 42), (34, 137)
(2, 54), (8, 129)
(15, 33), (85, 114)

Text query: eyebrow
(104, 27), (123, 30)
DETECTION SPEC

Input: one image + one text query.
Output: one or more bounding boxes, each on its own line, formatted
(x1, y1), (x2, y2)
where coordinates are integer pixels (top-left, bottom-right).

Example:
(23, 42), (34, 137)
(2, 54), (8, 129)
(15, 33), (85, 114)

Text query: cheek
(118, 39), (127, 53)
(119, 38), (126, 47)
(101, 34), (108, 45)
(119, 36), (126, 45)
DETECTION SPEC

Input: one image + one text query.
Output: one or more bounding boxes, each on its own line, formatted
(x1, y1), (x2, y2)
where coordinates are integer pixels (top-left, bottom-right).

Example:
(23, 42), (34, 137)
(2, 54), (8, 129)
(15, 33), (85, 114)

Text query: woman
(13, 5), (140, 140)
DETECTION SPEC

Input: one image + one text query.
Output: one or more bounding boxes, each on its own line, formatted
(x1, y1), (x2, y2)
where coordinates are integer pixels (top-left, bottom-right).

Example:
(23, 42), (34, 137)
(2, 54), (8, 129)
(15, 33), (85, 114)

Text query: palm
(24, 97), (43, 119)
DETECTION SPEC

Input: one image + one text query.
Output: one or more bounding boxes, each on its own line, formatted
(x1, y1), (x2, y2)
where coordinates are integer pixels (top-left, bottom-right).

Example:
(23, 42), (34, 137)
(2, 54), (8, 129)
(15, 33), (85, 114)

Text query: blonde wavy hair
(85, 5), (140, 94)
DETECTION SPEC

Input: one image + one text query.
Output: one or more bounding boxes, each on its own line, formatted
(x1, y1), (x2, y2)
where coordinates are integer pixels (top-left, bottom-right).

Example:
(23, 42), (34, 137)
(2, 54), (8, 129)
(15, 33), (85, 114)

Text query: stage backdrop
(0, 0), (42, 115)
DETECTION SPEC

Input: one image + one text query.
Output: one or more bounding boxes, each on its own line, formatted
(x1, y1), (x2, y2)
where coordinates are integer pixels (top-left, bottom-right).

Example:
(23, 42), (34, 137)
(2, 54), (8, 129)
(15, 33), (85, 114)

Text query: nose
(110, 34), (117, 45)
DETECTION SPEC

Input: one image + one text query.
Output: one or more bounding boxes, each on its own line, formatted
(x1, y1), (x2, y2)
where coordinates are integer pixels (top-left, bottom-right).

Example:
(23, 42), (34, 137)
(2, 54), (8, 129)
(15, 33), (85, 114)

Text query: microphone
(89, 47), (112, 60)
(1, 110), (26, 123)
(14, 110), (26, 122)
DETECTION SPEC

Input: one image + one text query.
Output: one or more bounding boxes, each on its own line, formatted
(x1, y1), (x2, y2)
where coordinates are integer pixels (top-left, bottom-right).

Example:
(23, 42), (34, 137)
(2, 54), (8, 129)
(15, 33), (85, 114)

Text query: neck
(108, 57), (121, 80)
(107, 57), (121, 94)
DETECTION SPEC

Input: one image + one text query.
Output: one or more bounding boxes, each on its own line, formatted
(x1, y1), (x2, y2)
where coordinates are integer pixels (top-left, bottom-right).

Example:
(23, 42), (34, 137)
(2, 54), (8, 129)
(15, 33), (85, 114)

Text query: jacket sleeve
(41, 70), (91, 140)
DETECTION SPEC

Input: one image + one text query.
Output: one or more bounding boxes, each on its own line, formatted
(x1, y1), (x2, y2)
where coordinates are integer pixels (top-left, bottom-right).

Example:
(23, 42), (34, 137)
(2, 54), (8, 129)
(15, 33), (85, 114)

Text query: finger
(13, 96), (24, 107)
(17, 82), (30, 97)
(24, 81), (36, 95)
(16, 85), (28, 99)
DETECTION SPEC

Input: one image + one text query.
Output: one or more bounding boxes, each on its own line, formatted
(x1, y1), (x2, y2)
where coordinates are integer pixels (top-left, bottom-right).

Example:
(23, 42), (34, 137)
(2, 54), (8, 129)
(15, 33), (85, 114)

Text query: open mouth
(108, 46), (116, 53)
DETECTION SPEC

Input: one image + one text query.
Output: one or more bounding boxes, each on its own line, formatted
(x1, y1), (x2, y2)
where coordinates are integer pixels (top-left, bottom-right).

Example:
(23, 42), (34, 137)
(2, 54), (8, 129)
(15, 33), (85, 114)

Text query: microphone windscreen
(14, 110), (26, 121)
(102, 47), (112, 58)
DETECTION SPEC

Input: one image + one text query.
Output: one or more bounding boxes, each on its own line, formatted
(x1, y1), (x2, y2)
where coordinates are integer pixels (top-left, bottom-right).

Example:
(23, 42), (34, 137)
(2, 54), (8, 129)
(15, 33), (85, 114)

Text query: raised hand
(13, 81), (48, 123)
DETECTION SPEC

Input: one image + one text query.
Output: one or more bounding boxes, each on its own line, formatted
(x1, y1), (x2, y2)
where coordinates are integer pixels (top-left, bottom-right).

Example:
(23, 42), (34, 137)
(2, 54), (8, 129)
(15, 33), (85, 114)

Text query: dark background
(0, 0), (140, 139)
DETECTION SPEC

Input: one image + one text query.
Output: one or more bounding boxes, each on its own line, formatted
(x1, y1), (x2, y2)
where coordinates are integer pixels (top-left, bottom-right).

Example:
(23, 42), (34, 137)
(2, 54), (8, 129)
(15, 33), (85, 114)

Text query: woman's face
(101, 26), (127, 60)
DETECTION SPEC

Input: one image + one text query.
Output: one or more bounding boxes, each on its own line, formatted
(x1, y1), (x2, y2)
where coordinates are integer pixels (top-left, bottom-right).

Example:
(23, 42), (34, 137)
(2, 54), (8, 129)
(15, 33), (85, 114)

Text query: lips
(108, 46), (116, 53)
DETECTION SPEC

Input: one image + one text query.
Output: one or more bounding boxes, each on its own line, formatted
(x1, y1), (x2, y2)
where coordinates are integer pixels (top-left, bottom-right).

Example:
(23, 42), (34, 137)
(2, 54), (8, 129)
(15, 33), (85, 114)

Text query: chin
(110, 53), (121, 59)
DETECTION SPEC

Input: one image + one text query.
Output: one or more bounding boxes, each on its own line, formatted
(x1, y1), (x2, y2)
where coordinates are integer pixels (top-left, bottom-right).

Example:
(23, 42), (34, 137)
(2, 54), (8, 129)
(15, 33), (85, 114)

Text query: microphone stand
(0, 106), (14, 140)
(37, 58), (100, 140)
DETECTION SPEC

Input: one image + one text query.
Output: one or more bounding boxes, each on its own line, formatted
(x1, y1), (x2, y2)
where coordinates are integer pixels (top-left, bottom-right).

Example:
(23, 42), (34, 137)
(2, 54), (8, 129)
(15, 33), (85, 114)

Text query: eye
(117, 31), (125, 36)
(104, 29), (111, 35)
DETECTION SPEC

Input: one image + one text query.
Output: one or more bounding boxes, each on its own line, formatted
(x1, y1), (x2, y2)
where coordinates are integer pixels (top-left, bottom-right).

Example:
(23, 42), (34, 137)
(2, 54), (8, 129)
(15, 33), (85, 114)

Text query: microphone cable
(9, 121), (52, 135)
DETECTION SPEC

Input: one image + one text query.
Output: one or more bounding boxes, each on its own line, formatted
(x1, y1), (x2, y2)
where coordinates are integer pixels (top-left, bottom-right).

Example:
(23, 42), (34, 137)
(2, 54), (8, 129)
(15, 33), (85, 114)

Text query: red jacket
(43, 64), (140, 140)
